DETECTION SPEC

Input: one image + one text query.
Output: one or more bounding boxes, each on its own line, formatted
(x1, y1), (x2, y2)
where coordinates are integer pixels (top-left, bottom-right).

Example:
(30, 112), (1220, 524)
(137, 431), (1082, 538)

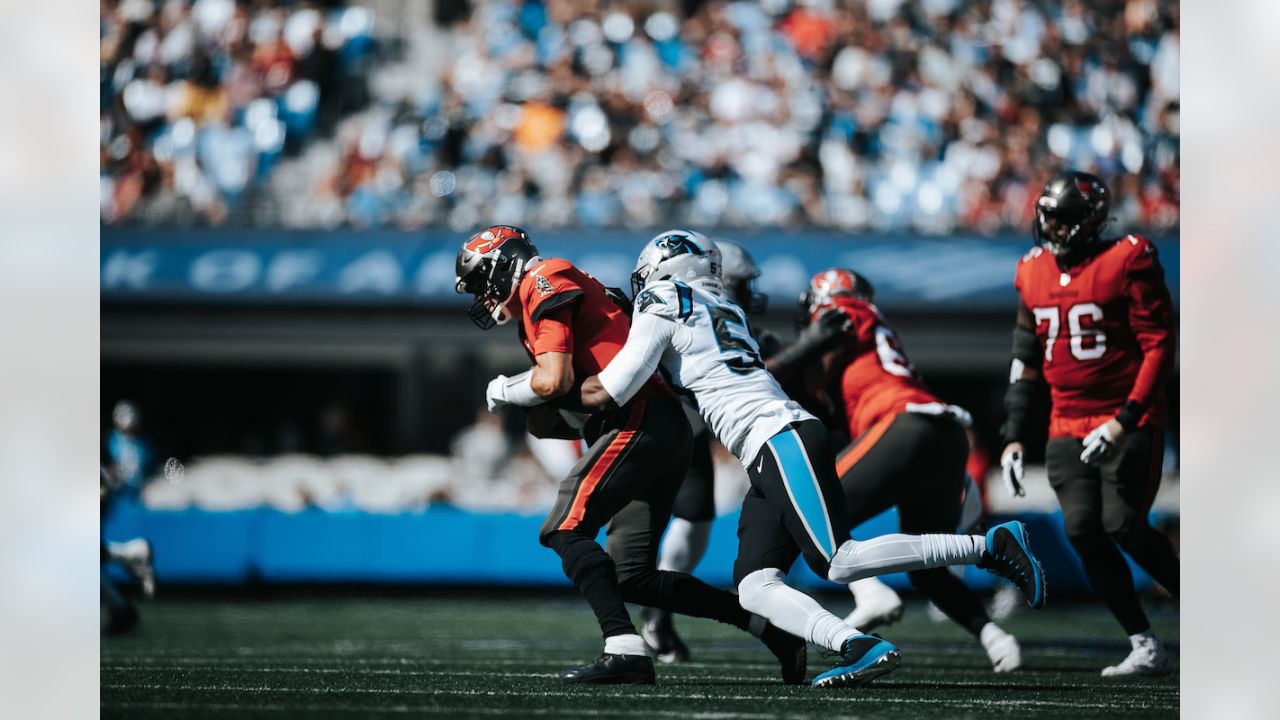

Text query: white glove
(485, 375), (510, 412)
(1080, 420), (1121, 466)
(1000, 445), (1026, 498)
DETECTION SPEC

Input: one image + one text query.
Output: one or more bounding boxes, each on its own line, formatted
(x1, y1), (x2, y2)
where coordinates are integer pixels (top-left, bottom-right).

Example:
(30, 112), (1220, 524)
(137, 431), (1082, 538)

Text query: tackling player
(999, 171), (1179, 676)
(454, 226), (804, 685)
(798, 268), (1023, 672)
(580, 230), (1046, 688)
(638, 238), (785, 664)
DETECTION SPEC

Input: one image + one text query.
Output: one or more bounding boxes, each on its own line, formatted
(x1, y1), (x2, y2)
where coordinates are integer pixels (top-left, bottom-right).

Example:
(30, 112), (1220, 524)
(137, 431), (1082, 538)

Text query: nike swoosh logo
(756, 456), (765, 473)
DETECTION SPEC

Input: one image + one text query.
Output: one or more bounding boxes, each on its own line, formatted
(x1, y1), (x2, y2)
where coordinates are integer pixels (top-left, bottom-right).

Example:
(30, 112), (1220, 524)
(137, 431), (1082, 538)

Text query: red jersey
(517, 258), (666, 400)
(823, 297), (938, 440)
(1014, 235), (1175, 438)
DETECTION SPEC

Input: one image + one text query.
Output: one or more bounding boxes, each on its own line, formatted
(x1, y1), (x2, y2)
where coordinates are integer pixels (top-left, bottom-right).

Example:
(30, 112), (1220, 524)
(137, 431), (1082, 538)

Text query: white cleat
(111, 538), (156, 598)
(980, 623), (1022, 672)
(988, 582), (1022, 621)
(844, 578), (904, 631)
(1101, 634), (1173, 677)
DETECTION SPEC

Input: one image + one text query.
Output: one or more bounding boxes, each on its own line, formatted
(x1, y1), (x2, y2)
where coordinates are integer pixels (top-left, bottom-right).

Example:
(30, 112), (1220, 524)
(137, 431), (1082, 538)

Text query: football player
(580, 230), (1046, 688)
(796, 268), (1023, 672)
(638, 238), (781, 663)
(455, 226), (804, 685)
(999, 171), (1179, 676)
(641, 239), (905, 662)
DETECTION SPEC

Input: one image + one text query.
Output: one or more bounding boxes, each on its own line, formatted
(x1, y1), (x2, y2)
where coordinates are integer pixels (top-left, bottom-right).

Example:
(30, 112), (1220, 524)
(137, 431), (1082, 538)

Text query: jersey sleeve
(524, 263), (586, 324)
(1122, 236), (1176, 409)
(527, 305), (575, 356)
(597, 302), (677, 406)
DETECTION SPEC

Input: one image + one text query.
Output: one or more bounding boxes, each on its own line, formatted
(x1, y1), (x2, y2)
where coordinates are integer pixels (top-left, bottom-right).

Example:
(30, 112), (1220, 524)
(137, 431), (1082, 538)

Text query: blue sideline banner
(101, 229), (1179, 313)
(103, 502), (1172, 594)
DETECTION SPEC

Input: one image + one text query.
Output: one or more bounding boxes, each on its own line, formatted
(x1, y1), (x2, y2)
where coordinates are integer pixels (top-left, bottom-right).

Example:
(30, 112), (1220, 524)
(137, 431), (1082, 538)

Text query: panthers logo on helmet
(654, 231), (704, 258)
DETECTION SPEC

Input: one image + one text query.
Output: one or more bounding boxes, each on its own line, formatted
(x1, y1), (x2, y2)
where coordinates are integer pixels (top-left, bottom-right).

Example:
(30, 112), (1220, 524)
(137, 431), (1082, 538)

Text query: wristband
(1115, 400), (1145, 432)
(502, 370), (545, 407)
(1001, 378), (1038, 445)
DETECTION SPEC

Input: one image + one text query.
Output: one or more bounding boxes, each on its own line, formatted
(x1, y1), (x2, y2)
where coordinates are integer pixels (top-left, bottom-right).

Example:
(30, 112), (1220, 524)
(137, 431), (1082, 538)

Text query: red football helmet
(455, 225), (539, 329)
(801, 268), (875, 314)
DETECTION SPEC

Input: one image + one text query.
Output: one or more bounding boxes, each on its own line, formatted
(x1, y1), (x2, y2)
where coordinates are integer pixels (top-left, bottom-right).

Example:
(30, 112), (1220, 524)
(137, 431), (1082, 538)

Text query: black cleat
(559, 653), (656, 685)
(979, 521), (1046, 608)
(103, 604), (139, 636)
(640, 607), (690, 664)
(760, 623), (807, 685)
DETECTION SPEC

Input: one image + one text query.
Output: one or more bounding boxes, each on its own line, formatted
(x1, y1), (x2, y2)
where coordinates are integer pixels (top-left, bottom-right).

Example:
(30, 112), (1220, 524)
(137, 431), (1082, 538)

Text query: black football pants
(835, 411), (991, 636)
(1047, 427), (1180, 635)
(539, 396), (751, 639)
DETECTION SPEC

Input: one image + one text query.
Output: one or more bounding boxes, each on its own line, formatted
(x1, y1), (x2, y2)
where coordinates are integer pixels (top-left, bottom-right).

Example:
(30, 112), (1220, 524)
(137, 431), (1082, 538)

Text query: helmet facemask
(456, 250), (526, 330)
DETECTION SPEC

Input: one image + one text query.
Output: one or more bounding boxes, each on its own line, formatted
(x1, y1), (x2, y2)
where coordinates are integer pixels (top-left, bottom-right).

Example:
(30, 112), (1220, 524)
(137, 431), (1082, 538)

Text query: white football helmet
(714, 238), (767, 315)
(630, 229), (721, 297)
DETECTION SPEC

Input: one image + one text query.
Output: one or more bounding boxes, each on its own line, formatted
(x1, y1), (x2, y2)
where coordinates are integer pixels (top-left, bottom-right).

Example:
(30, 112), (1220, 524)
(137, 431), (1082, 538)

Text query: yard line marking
(104, 701), (786, 718)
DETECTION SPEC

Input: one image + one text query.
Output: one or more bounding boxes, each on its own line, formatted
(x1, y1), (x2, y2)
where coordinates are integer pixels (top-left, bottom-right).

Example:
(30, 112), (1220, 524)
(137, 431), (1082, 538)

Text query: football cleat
(559, 653), (656, 685)
(111, 538), (156, 598)
(639, 607), (690, 664)
(102, 604), (139, 636)
(978, 521), (1045, 609)
(812, 634), (901, 689)
(1101, 636), (1173, 677)
(843, 579), (904, 631)
(980, 623), (1023, 673)
(760, 622), (807, 685)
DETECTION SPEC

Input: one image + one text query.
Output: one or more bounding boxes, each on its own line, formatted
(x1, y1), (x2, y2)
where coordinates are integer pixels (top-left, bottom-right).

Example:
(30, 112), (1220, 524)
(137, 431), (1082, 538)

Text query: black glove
(771, 307), (851, 372)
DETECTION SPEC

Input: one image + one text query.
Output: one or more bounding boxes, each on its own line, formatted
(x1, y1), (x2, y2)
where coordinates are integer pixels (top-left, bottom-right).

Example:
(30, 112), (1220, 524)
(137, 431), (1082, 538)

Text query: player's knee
(736, 568), (785, 615)
(1065, 525), (1111, 558)
(1106, 515), (1148, 550)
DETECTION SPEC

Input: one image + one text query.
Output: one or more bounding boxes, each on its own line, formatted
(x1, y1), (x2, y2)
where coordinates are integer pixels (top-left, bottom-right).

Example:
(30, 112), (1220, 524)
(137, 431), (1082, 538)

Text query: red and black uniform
(817, 297), (991, 636)
(1012, 235), (1179, 635)
(522, 258), (754, 640)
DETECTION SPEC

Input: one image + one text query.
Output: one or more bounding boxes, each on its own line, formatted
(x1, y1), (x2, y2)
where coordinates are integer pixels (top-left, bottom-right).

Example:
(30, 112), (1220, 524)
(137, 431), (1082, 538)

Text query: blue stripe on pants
(768, 428), (836, 560)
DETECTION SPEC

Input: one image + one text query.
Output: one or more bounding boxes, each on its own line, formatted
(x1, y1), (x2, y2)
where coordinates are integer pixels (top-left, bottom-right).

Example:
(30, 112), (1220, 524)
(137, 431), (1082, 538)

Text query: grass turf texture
(102, 591), (1178, 719)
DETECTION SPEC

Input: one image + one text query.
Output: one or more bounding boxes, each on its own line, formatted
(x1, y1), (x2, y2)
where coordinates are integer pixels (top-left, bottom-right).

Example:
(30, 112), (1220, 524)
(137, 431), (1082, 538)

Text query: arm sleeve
(597, 310), (676, 406)
(1124, 240), (1176, 408)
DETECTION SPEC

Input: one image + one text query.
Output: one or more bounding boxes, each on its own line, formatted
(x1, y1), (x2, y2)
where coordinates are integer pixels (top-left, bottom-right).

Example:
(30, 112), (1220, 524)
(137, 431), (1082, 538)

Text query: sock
(1130, 630), (1157, 649)
(603, 633), (647, 657)
(828, 534), (986, 583)
(849, 576), (896, 602)
(658, 518), (713, 574)
(737, 568), (857, 652)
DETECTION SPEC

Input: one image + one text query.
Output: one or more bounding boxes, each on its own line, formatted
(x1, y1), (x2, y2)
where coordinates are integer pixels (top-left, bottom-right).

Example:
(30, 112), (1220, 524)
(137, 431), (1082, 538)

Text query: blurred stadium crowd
(101, 0), (1179, 233)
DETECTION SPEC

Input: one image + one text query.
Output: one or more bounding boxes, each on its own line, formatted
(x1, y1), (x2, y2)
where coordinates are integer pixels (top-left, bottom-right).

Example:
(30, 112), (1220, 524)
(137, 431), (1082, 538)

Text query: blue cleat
(980, 521), (1046, 609)
(811, 634), (901, 689)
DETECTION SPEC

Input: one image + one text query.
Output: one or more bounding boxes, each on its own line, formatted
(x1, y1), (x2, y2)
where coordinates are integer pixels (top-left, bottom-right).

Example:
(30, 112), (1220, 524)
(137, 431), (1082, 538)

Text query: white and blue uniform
(599, 279), (849, 574)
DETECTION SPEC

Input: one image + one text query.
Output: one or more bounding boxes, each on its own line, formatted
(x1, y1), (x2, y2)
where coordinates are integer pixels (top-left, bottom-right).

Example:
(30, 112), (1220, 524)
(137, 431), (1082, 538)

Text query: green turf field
(101, 591), (1178, 718)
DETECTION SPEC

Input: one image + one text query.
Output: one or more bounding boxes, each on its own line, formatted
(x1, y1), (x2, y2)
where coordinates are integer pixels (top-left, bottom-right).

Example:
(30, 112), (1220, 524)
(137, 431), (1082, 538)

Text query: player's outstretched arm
(579, 296), (678, 411)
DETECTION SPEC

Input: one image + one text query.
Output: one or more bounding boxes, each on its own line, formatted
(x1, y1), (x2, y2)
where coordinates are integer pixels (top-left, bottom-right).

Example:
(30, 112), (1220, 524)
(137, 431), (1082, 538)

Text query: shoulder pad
(633, 282), (684, 319)
(1019, 246), (1046, 265)
(524, 259), (586, 322)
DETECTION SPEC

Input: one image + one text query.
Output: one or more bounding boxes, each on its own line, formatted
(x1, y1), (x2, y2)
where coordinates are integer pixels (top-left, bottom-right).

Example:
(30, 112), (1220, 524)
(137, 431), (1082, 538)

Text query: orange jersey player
(453, 225), (805, 686)
(997, 171), (1179, 677)
(795, 268), (1023, 672)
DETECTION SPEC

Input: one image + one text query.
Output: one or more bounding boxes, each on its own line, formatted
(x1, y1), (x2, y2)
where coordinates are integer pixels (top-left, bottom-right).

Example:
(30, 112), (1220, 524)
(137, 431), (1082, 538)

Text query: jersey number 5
(708, 305), (765, 374)
(1033, 303), (1106, 362)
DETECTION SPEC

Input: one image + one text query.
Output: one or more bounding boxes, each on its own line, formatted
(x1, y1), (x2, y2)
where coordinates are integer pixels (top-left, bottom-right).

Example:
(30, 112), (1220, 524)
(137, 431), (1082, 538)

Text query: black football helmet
(1033, 170), (1111, 261)
(455, 225), (539, 330)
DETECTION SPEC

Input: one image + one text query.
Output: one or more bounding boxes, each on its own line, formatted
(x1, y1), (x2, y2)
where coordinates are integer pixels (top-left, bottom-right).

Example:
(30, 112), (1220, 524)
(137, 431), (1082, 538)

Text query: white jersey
(598, 279), (814, 463)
